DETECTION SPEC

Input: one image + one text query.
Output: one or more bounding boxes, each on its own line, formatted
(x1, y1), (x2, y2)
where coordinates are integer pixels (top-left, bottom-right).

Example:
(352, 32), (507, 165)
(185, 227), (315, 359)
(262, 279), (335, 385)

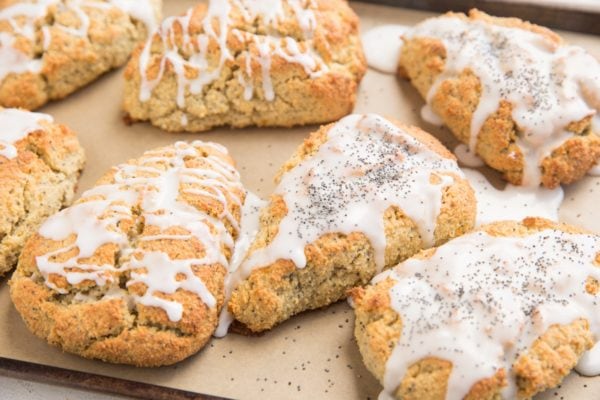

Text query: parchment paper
(1, 2), (599, 399)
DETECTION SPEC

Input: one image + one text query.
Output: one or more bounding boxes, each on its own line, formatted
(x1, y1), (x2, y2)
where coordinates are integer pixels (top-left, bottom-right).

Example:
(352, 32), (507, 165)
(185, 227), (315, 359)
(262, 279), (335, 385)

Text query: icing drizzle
(375, 228), (600, 399)
(361, 24), (409, 74)
(137, 0), (327, 108)
(0, 0), (159, 82)
(463, 168), (564, 226)
(0, 108), (53, 159)
(239, 113), (463, 277)
(214, 191), (266, 337)
(409, 13), (600, 186)
(36, 141), (244, 322)
(453, 143), (484, 167)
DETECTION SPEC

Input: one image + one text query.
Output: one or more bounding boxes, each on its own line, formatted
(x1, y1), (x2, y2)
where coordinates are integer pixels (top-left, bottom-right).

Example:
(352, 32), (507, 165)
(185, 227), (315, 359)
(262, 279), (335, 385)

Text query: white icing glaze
(137, 0), (326, 108)
(239, 114), (463, 278)
(214, 191), (266, 337)
(56, 1), (91, 38)
(454, 143), (484, 167)
(286, 0), (316, 37)
(419, 104), (443, 126)
(361, 24), (409, 74)
(463, 168), (563, 226)
(410, 14), (600, 186)
(0, 0), (58, 40)
(576, 341), (600, 376)
(36, 141), (244, 322)
(126, 251), (217, 321)
(0, 32), (43, 82)
(0, 108), (53, 159)
(588, 163), (600, 177)
(256, 38), (275, 102)
(0, 0), (159, 82)
(375, 229), (600, 399)
(41, 25), (51, 50)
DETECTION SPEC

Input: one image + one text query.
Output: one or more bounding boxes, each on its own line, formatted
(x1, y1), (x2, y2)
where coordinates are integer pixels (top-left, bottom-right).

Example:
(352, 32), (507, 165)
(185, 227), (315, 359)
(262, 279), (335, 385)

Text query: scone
(0, 107), (84, 276)
(0, 0), (161, 110)
(351, 218), (600, 400)
(123, 0), (366, 132)
(228, 114), (476, 332)
(398, 10), (600, 188)
(10, 141), (245, 367)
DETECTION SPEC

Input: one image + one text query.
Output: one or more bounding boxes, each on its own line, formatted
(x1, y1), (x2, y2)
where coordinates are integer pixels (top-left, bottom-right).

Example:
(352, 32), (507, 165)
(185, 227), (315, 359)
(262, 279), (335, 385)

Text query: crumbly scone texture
(351, 218), (597, 400)
(9, 143), (244, 367)
(228, 119), (476, 332)
(0, 113), (85, 276)
(0, 0), (161, 110)
(123, 0), (367, 132)
(398, 9), (600, 188)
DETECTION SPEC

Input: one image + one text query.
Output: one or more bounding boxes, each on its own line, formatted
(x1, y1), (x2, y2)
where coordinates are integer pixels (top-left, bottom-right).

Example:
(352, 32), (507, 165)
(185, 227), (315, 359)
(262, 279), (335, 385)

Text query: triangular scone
(0, 0), (161, 110)
(352, 218), (600, 400)
(228, 114), (476, 332)
(123, 0), (366, 132)
(10, 141), (244, 367)
(0, 107), (85, 276)
(398, 10), (600, 188)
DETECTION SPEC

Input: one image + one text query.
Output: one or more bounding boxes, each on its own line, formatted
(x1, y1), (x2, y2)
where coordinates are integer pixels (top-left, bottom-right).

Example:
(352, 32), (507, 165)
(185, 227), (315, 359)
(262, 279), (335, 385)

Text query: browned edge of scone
(350, 217), (598, 400)
(0, 114), (85, 277)
(227, 117), (476, 333)
(0, 0), (160, 110)
(397, 9), (600, 188)
(122, 0), (367, 132)
(9, 142), (243, 367)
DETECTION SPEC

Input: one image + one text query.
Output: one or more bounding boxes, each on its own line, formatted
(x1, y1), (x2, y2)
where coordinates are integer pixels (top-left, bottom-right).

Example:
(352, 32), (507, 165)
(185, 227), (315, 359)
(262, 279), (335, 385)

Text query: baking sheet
(1, 2), (600, 399)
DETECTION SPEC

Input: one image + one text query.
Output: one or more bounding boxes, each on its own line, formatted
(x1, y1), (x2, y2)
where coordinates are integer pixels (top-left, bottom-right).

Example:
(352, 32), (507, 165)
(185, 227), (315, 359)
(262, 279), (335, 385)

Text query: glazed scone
(227, 114), (476, 332)
(0, 107), (84, 276)
(351, 218), (600, 400)
(123, 0), (366, 132)
(0, 0), (161, 110)
(398, 10), (600, 188)
(10, 141), (245, 367)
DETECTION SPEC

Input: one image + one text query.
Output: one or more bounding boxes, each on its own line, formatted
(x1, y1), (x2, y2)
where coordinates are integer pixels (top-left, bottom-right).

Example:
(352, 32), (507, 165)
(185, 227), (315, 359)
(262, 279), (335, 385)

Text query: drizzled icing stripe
(462, 168), (564, 226)
(238, 113), (464, 280)
(137, 0), (327, 107)
(361, 24), (410, 74)
(408, 13), (600, 186)
(0, 108), (53, 159)
(36, 141), (244, 322)
(0, 0), (159, 82)
(374, 228), (600, 400)
(215, 191), (266, 337)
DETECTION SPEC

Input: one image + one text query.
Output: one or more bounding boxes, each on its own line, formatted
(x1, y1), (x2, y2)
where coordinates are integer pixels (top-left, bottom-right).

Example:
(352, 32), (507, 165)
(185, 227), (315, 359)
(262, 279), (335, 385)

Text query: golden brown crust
(352, 218), (597, 400)
(398, 10), (600, 188)
(0, 111), (85, 276)
(228, 118), (476, 332)
(0, 0), (161, 110)
(513, 318), (593, 398)
(10, 142), (243, 367)
(122, 0), (367, 132)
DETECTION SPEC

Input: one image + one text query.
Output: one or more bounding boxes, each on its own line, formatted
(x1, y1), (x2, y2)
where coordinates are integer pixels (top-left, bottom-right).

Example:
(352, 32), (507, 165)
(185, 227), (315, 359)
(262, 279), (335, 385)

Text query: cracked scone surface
(0, 108), (84, 276)
(10, 141), (245, 367)
(398, 9), (600, 188)
(351, 218), (600, 400)
(228, 114), (475, 333)
(0, 0), (161, 110)
(123, 0), (366, 132)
